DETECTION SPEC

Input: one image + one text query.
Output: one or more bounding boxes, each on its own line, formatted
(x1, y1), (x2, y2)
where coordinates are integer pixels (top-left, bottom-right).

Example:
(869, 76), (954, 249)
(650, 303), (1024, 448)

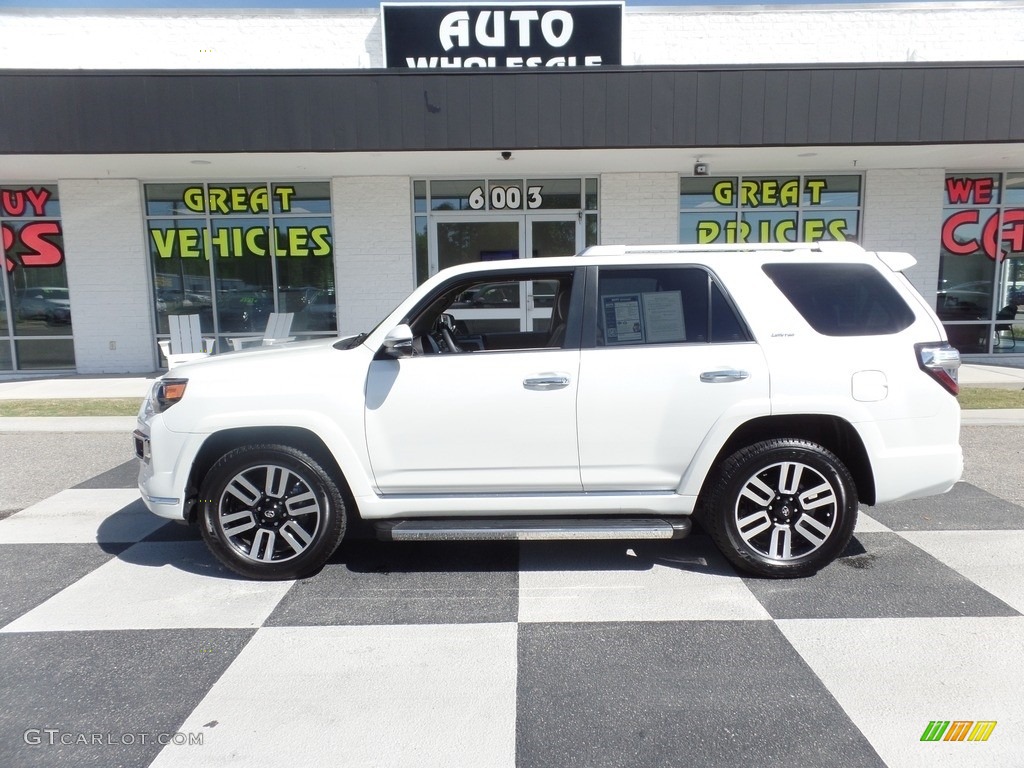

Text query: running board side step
(374, 517), (692, 542)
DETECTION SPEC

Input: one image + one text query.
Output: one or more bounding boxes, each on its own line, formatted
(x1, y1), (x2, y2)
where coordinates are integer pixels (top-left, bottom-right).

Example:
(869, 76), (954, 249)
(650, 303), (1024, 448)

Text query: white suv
(135, 242), (962, 580)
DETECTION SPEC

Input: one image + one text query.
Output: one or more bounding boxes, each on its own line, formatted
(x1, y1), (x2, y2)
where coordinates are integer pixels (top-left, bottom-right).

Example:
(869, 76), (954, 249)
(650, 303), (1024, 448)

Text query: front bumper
(134, 419), (204, 521)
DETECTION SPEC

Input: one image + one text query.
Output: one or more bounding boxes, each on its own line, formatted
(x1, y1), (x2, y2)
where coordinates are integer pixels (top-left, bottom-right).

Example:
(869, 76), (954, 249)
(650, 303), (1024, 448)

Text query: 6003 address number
(469, 185), (544, 210)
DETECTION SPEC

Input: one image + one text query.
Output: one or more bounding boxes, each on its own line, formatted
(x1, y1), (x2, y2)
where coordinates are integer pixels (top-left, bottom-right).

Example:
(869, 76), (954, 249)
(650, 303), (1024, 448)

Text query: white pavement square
(149, 623), (518, 768)
(778, 616), (1024, 768)
(0, 542), (294, 632)
(0, 489), (160, 543)
(517, 541), (770, 623)
(854, 510), (892, 533)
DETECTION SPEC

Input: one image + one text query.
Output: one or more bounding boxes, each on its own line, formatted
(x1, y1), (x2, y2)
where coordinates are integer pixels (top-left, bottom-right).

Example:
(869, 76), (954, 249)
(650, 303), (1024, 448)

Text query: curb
(0, 417), (138, 433)
(959, 409), (1024, 426)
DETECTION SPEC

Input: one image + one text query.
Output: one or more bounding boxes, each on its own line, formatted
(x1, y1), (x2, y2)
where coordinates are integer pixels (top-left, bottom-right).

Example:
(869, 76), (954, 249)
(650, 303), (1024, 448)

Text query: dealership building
(1, 1), (1023, 374)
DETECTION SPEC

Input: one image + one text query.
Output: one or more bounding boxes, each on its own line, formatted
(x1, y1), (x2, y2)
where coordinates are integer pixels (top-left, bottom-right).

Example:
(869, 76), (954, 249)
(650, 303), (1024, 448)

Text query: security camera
(501, 151), (512, 161)
(694, 162), (709, 176)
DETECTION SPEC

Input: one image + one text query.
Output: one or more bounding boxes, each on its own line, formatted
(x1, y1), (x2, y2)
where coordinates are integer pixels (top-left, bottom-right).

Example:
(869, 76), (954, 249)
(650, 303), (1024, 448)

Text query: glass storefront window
(430, 180), (486, 211)
(0, 183), (74, 371)
(273, 182), (331, 215)
(145, 182), (336, 355)
(413, 181), (428, 214)
(585, 178), (599, 211)
(937, 172), (1023, 354)
(414, 216), (429, 285)
(740, 210), (799, 244)
(526, 178), (581, 210)
(679, 174), (863, 244)
(1004, 173), (1024, 205)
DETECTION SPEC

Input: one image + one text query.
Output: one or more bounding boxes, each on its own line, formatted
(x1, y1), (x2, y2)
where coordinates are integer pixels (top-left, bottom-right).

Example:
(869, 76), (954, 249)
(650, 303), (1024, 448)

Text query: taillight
(915, 342), (960, 396)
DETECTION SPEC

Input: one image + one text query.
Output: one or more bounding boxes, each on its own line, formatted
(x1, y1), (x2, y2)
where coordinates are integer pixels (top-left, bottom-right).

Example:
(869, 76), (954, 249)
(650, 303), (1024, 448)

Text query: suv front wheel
(198, 444), (347, 580)
(701, 439), (858, 578)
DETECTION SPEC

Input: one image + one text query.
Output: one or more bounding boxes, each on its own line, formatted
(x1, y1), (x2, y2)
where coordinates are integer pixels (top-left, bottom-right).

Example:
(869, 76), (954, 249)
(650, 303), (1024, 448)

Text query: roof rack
(580, 241), (864, 257)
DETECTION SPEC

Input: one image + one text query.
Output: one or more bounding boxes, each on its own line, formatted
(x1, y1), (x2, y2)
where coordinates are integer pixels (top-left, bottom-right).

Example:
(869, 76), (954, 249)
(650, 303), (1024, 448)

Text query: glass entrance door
(432, 215), (581, 333)
(528, 216), (579, 332)
(433, 217), (524, 333)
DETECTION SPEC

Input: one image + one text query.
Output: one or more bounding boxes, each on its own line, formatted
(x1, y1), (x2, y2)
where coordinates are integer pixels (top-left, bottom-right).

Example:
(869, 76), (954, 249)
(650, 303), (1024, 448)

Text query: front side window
(0, 184), (75, 370)
(595, 266), (750, 346)
(145, 182), (336, 353)
(405, 270), (577, 354)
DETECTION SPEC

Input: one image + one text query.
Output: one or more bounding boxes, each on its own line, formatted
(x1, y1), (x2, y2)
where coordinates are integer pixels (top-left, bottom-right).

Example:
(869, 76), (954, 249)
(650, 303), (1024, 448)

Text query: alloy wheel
(733, 460), (839, 562)
(216, 464), (324, 564)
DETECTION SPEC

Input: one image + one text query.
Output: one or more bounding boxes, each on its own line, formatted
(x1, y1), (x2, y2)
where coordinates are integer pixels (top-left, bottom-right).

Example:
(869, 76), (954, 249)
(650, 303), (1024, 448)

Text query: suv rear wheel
(701, 439), (858, 578)
(198, 444), (347, 580)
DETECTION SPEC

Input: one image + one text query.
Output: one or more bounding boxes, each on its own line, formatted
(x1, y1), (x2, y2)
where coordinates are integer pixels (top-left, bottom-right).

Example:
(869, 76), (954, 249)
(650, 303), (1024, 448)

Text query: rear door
(576, 264), (770, 491)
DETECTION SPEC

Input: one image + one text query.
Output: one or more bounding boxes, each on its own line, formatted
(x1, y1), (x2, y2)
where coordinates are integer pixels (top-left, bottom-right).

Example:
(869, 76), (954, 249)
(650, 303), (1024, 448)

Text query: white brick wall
(59, 180), (156, 373)
(860, 168), (944, 303)
(2, 4), (1020, 69)
(332, 176), (415, 334)
(0, 9), (379, 69)
(624, 5), (1024, 65)
(599, 173), (679, 245)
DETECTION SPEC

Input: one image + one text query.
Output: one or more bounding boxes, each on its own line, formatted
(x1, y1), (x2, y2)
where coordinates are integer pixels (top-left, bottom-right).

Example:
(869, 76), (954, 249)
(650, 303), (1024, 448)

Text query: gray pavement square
(516, 621), (886, 768)
(140, 521), (202, 543)
(265, 539), (519, 626)
(0, 543), (125, 627)
(0, 629), (253, 768)
(866, 481), (1024, 530)
(73, 460), (139, 490)
(745, 532), (1022, 620)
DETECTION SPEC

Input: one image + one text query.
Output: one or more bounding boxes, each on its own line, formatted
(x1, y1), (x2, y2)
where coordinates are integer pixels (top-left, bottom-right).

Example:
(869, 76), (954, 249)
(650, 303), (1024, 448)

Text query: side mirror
(438, 312), (457, 331)
(382, 324), (415, 358)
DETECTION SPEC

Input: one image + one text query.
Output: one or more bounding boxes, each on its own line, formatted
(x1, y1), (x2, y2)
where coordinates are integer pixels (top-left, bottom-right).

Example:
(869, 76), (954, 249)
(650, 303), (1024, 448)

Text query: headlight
(150, 378), (189, 414)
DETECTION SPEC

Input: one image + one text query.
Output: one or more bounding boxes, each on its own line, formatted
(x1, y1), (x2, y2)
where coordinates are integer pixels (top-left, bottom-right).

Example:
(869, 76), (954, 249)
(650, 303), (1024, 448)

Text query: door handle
(523, 374), (570, 391)
(700, 369), (750, 383)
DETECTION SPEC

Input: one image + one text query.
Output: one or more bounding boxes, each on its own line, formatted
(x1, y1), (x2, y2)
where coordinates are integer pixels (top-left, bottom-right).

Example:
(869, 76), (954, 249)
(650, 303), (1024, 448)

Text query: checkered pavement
(1, 458), (1023, 768)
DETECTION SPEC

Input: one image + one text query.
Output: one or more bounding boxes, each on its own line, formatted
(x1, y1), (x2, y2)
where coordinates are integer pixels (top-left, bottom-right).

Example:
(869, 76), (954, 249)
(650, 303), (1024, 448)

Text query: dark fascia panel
(1, 63), (1023, 154)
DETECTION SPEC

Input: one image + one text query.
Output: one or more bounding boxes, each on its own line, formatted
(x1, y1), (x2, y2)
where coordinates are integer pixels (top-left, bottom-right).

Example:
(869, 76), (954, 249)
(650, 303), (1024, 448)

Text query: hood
(168, 336), (352, 371)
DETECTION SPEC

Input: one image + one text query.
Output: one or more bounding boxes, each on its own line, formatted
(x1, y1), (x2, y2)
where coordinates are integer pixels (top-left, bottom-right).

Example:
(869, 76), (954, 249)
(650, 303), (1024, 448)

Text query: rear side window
(595, 266), (751, 346)
(762, 263), (915, 336)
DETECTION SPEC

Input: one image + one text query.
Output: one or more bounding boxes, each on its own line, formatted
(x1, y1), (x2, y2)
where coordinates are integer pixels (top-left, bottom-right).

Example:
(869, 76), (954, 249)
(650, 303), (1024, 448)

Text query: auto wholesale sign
(381, 2), (623, 69)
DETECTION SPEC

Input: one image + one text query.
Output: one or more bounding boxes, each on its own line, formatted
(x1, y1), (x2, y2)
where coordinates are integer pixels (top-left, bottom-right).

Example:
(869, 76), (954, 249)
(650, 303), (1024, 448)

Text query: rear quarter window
(762, 262), (915, 336)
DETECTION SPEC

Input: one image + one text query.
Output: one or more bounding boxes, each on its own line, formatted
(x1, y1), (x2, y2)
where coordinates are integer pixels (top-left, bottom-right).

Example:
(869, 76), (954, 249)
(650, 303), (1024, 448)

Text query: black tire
(198, 443), (347, 580)
(700, 439), (858, 578)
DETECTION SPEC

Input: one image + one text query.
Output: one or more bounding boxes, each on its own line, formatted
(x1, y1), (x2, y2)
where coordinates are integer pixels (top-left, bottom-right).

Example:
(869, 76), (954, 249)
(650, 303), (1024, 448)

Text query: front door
(365, 267), (583, 496)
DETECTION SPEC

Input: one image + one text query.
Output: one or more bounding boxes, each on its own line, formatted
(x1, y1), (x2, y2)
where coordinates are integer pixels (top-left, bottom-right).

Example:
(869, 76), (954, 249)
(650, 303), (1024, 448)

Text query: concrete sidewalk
(0, 374), (156, 400)
(958, 362), (1024, 388)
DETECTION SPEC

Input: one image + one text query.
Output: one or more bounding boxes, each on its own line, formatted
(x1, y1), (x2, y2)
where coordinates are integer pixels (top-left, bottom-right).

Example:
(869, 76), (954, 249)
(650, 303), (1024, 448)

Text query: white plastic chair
(158, 314), (215, 369)
(228, 312), (295, 351)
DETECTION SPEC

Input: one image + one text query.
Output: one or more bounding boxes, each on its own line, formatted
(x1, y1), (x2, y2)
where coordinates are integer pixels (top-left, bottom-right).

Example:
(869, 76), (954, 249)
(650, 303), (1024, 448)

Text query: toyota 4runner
(135, 242), (963, 580)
